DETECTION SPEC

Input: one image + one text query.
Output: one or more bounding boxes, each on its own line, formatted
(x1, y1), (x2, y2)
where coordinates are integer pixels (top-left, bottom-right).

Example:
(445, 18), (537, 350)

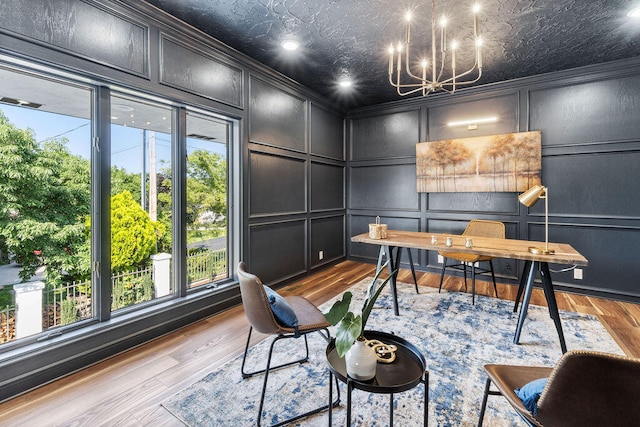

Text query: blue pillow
(515, 378), (548, 415)
(263, 286), (299, 330)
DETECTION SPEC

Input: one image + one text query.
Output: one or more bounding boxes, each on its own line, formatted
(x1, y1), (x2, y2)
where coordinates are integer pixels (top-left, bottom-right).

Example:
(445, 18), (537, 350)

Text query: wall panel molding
(248, 219), (307, 285)
(248, 150), (306, 218)
(350, 163), (419, 211)
(249, 76), (307, 152)
(159, 34), (243, 108)
(0, 0), (148, 77)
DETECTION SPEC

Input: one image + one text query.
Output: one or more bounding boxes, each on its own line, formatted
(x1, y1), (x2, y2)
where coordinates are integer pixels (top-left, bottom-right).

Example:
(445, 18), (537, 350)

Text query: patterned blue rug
(162, 278), (622, 426)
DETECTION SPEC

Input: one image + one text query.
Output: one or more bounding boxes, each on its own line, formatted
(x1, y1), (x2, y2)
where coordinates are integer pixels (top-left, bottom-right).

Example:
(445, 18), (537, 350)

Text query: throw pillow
(515, 377), (548, 415)
(263, 286), (299, 329)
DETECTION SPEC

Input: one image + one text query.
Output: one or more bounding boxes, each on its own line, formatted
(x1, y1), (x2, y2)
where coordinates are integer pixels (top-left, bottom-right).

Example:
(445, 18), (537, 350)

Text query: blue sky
(1, 104), (226, 174)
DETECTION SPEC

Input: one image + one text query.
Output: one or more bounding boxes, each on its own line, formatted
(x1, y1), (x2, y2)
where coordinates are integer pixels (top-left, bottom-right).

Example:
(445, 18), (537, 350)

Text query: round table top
(325, 330), (427, 394)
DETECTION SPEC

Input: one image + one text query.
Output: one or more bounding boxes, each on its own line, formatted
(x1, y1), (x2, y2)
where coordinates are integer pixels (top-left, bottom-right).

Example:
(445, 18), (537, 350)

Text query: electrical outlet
(319, 250), (324, 260)
(437, 255), (444, 264)
(574, 268), (583, 280)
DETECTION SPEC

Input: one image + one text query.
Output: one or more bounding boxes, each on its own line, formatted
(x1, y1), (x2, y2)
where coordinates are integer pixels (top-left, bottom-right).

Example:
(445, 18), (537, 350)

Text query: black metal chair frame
(438, 257), (498, 304)
(477, 376), (537, 427)
(240, 324), (341, 427)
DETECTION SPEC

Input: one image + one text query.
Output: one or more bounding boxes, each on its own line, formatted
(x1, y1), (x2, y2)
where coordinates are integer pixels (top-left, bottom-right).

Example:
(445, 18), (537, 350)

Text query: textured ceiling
(143, 0), (640, 109)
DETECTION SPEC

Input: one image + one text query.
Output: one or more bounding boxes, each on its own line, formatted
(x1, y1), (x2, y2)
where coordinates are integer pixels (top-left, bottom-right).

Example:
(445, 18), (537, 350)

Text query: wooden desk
(351, 230), (588, 353)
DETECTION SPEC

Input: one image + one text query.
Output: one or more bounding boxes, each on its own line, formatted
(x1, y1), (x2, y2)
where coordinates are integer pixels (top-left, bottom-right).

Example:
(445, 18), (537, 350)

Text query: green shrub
(60, 298), (78, 325)
(111, 273), (154, 310)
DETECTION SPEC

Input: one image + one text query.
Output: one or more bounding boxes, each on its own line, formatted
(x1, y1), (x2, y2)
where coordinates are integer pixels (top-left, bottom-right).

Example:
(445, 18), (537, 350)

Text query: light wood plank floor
(0, 260), (638, 426)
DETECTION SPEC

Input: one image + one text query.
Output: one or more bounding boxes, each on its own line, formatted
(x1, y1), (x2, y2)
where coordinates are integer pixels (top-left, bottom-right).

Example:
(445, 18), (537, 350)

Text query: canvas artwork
(416, 131), (542, 193)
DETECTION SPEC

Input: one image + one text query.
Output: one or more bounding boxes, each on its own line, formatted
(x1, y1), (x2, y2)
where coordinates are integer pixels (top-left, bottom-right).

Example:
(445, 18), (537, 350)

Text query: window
(0, 61), (235, 348)
(110, 95), (174, 310)
(186, 112), (230, 289)
(0, 65), (93, 341)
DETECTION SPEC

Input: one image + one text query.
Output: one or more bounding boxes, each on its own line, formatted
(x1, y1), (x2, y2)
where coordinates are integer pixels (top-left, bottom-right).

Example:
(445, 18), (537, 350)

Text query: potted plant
(324, 261), (395, 380)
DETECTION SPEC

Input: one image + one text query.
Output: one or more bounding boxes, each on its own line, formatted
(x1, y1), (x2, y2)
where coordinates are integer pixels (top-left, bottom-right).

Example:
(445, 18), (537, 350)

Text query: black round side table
(325, 330), (429, 426)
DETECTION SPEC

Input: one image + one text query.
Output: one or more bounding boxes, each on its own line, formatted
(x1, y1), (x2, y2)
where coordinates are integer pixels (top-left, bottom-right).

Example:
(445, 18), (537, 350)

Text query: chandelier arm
(390, 73), (439, 94)
(439, 67), (483, 87)
(397, 85), (436, 96)
(403, 41), (424, 82)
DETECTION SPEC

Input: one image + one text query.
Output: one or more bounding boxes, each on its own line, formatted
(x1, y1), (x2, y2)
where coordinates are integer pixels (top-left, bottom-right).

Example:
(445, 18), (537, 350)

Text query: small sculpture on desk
(367, 339), (398, 363)
(369, 216), (388, 239)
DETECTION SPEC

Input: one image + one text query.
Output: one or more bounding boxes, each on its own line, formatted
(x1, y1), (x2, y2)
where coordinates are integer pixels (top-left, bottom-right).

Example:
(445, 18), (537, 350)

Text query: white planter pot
(345, 338), (377, 380)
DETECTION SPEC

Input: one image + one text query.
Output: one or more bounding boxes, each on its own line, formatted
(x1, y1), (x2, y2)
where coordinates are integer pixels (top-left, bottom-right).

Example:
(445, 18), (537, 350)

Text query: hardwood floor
(0, 260), (638, 426)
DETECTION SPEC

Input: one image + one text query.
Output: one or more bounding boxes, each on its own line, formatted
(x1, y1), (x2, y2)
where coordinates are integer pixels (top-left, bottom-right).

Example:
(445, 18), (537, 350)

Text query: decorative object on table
(323, 261), (394, 380)
(367, 339), (398, 363)
(431, 235), (438, 244)
(416, 131), (541, 193)
(161, 278), (623, 426)
(518, 184), (555, 255)
(368, 216), (388, 239)
(465, 238), (473, 248)
(446, 236), (453, 247)
(438, 220), (505, 304)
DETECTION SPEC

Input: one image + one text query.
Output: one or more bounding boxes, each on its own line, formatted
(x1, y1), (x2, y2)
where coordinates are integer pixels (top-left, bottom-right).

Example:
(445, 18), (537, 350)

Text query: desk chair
(438, 219), (505, 304)
(477, 350), (640, 427)
(237, 262), (339, 426)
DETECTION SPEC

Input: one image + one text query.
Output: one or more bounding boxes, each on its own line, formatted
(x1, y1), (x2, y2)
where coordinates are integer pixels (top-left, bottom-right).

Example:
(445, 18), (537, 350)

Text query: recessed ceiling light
(628, 6), (640, 17)
(281, 40), (299, 51)
(339, 79), (352, 88)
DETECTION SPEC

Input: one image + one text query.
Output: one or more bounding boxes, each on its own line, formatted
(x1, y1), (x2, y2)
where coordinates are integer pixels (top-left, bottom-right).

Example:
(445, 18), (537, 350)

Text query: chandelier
(388, 0), (483, 96)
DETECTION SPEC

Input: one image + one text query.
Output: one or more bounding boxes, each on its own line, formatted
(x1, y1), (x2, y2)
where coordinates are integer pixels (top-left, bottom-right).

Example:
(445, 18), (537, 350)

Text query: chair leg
(463, 263), (468, 293)
(477, 378), (492, 427)
(471, 263), (476, 305)
(489, 260), (499, 298)
(241, 327), (311, 379)
(256, 332), (340, 427)
(477, 377), (505, 427)
(438, 258), (448, 293)
(407, 248), (419, 294)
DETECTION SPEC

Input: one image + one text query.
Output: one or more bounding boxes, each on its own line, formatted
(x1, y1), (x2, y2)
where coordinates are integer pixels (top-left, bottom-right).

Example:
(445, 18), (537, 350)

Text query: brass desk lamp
(518, 184), (555, 255)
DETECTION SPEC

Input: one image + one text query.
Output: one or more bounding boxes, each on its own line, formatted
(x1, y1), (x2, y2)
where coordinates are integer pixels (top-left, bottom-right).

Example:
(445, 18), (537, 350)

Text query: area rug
(162, 278), (623, 426)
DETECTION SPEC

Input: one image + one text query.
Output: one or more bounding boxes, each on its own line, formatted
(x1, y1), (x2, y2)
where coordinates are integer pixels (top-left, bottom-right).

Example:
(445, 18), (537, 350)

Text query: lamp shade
(518, 184), (546, 207)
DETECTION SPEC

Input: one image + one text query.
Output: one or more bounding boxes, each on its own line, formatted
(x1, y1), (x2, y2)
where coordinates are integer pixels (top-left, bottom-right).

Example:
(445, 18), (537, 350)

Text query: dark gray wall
(347, 63), (640, 302)
(0, 0), (345, 401)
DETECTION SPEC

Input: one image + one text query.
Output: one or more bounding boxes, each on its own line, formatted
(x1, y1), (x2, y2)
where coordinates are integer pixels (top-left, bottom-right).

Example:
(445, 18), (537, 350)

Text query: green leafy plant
(324, 261), (394, 357)
(60, 298), (78, 326)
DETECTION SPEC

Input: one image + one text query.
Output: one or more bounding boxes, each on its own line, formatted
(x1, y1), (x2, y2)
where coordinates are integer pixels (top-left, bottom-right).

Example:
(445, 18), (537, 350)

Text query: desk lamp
(518, 184), (555, 255)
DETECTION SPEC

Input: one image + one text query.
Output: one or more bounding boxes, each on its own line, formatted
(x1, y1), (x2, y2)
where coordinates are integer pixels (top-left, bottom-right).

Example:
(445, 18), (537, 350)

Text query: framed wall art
(416, 131), (542, 193)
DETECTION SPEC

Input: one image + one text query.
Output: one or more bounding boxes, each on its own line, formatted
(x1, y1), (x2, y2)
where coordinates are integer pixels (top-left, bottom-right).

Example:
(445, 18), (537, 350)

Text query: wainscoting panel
(0, 0), (148, 76)
(350, 109), (421, 160)
(311, 104), (344, 160)
(427, 93), (519, 141)
(311, 162), (344, 211)
(249, 77), (306, 151)
(526, 223), (640, 297)
(530, 75), (640, 145)
(249, 151), (306, 217)
(542, 151), (640, 219)
(350, 164), (419, 211)
(310, 215), (345, 268)
(160, 36), (243, 108)
(427, 192), (519, 214)
(249, 220), (307, 285)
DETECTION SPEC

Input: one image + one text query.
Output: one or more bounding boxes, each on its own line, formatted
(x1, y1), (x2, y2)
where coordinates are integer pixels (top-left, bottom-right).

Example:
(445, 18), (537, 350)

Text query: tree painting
(416, 131), (541, 193)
